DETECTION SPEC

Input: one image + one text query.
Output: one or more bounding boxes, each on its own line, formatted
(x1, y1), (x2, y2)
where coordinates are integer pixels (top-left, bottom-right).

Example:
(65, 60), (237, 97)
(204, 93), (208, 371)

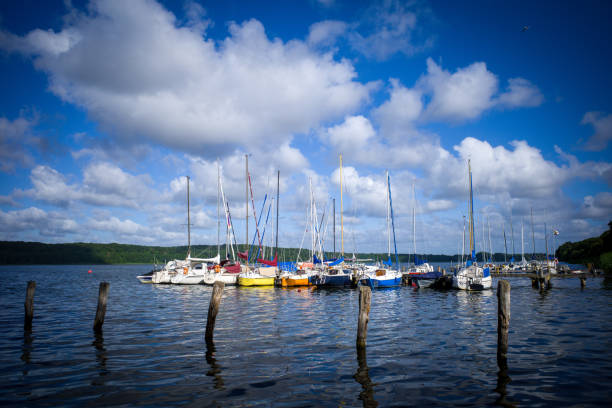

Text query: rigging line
(388, 172), (400, 270)
(255, 199), (273, 261)
(247, 194), (267, 263)
(320, 198), (332, 257)
(248, 172), (264, 253)
(315, 199), (328, 257)
(296, 204), (309, 263)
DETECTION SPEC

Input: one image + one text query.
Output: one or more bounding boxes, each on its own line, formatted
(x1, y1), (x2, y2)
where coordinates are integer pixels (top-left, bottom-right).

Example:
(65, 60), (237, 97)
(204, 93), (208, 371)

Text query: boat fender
(214, 265), (221, 273)
(183, 267), (188, 275)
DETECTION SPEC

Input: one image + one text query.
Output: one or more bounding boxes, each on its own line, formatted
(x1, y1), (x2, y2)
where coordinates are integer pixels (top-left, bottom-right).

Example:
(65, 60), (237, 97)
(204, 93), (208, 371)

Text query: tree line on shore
(556, 221), (612, 272)
(1, 240), (553, 265)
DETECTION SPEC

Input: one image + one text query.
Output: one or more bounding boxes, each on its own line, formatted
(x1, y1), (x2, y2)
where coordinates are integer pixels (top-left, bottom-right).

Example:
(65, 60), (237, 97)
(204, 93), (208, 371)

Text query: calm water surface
(1, 265), (611, 407)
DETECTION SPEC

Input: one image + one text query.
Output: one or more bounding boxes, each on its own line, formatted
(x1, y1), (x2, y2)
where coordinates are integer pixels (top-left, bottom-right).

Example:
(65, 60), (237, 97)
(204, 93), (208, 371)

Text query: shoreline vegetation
(556, 221), (612, 272)
(0, 222), (608, 267)
(0, 240), (583, 266)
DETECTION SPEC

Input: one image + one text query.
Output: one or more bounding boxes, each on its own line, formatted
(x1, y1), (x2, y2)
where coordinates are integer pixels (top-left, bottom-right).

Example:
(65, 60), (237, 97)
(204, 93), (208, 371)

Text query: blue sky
(0, 0), (610, 256)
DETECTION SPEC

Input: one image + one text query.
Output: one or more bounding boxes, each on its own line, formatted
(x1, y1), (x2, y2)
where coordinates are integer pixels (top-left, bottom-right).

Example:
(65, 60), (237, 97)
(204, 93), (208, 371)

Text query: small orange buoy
(88, 270), (92, 274)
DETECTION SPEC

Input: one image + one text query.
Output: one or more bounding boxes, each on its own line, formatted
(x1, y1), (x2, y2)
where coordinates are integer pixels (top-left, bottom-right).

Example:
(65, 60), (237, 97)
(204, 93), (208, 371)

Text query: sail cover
(257, 254), (277, 266)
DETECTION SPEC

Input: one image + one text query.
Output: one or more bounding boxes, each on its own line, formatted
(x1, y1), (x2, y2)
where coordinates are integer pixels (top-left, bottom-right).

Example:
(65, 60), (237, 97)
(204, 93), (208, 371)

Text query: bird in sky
(521, 25), (530, 32)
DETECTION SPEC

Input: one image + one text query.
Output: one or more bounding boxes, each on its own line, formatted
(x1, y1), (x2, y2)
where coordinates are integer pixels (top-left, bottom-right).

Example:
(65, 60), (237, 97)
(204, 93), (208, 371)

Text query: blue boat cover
(328, 257), (344, 266)
(483, 267), (490, 277)
(415, 257), (429, 265)
(278, 262), (297, 272)
(383, 256), (392, 266)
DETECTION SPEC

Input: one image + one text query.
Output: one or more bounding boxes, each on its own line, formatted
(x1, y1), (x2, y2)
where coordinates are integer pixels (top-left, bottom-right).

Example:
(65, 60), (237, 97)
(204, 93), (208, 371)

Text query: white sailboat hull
(151, 270), (174, 284)
(170, 273), (205, 284)
(202, 272), (238, 285)
(452, 265), (492, 290)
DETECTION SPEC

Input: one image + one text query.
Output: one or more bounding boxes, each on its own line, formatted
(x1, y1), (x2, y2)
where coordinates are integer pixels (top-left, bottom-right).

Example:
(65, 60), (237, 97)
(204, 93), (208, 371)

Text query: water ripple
(0, 267), (611, 406)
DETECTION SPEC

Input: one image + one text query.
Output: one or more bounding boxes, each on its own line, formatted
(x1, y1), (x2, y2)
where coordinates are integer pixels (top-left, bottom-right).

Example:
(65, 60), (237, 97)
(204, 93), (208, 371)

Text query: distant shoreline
(0, 240), (552, 265)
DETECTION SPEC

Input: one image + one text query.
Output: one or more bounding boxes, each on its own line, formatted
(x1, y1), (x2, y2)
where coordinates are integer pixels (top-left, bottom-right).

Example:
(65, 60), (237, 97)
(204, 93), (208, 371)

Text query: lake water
(1, 264), (611, 407)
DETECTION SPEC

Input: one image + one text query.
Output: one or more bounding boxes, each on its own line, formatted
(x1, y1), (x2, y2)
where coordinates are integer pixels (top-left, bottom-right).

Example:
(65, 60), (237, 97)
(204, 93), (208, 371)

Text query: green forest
(556, 221), (612, 271)
(0, 240), (551, 265)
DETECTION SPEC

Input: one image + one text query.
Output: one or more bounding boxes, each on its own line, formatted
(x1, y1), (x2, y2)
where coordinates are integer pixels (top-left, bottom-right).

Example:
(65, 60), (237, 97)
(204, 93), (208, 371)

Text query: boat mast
(187, 175), (191, 258)
(388, 171), (399, 269)
(412, 182), (416, 264)
(219, 170), (236, 261)
(462, 215), (466, 265)
(510, 213), (515, 262)
(309, 178), (314, 262)
(275, 170), (279, 261)
(544, 223), (549, 268)
(530, 207), (536, 260)
(468, 160), (475, 261)
(488, 217), (492, 263)
(482, 211), (486, 262)
(217, 160), (220, 258)
(244, 154), (249, 269)
(521, 219), (525, 263)
(503, 222), (507, 263)
(333, 198), (336, 257)
(340, 154), (344, 257)
(386, 170), (391, 261)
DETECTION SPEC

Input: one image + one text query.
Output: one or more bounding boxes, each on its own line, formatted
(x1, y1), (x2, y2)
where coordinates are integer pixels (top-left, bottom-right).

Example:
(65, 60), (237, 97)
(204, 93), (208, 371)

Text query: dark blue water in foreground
(1, 265), (611, 407)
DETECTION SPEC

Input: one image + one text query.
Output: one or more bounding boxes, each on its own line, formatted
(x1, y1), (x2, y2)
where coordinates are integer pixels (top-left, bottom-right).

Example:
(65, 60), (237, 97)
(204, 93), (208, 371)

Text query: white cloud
(1, 0), (373, 156)
(452, 138), (570, 198)
(496, 78), (544, 108)
(418, 58), (543, 122)
(581, 111), (612, 151)
(0, 207), (79, 238)
(322, 115), (437, 168)
(26, 165), (79, 207)
(580, 192), (612, 219)
(425, 199), (454, 212)
(307, 20), (347, 47)
(373, 79), (422, 139)
(419, 58), (498, 121)
(0, 116), (36, 172)
(348, 0), (433, 61)
(23, 163), (155, 208)
(88, 216), (145, 236)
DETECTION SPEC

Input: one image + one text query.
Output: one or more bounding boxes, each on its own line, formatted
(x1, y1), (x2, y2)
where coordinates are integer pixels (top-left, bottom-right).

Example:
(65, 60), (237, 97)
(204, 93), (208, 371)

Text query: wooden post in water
(580, 276), (586, 288)
(356, 286), (372, 349)
(24, 281), (36, 331)
(205, 281), (225, 344)
(497, 280), (510, 370)
(93, 282), (109, 332)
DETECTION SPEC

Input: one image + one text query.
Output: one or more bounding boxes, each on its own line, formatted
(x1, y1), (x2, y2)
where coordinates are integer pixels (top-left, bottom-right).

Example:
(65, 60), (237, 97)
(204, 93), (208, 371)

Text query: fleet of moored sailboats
(137, 156), (562, 291)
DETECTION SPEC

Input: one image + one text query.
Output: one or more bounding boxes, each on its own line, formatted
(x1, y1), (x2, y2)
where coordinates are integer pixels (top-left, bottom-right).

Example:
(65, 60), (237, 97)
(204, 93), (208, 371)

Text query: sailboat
(359, 171), (402, 288)
(140, 176), (216, 284)
(452, 160), (492, 290)
(171, 176), (221, 284)
(280, 176), (321, 286)
(238, 163), (276, 286)
(203, 162), (242, 285)
(312, 154), (352, 287)
(406, 183), (435, 275)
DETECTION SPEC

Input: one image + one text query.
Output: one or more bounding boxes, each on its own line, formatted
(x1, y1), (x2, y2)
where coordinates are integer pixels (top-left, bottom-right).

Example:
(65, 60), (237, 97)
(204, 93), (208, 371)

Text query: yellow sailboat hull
(238, 276), (275, 286)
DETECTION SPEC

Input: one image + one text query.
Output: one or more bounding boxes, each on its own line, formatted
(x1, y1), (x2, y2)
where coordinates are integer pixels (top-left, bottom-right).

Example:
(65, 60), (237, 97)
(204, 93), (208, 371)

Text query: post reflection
(494, 368), (515, 407)
(206, 341), (225, 390)
(21, 330), (33, 375)
(353, 346), (378, 408)
(91, 330), (108, 385)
